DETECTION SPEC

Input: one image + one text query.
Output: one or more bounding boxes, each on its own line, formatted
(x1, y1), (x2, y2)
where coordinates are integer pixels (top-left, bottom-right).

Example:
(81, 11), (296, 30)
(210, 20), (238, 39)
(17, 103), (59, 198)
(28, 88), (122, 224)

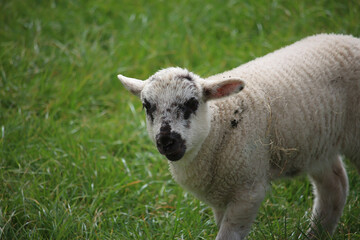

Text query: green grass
(1, 0), (359, 239)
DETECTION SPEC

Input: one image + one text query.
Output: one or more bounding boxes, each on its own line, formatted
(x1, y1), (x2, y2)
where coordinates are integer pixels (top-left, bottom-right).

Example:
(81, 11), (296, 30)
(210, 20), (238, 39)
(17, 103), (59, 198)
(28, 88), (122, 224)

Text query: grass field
(1, 0), (359, 239)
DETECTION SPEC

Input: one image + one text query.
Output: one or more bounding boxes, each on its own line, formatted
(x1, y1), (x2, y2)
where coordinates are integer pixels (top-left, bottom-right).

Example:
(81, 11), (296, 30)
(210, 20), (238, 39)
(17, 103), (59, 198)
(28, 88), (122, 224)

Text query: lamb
(117, 34), (360, 239)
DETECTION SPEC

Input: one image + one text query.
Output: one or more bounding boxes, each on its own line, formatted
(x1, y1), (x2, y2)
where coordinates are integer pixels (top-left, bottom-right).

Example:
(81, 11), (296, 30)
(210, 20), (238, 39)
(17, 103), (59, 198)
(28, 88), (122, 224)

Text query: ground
(1, 0), (359, 239)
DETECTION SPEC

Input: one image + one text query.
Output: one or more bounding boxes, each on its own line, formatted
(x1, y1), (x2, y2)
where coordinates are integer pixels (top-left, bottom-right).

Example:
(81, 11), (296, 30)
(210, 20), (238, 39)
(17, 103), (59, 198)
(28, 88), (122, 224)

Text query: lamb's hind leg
(308, 155), (349, 238)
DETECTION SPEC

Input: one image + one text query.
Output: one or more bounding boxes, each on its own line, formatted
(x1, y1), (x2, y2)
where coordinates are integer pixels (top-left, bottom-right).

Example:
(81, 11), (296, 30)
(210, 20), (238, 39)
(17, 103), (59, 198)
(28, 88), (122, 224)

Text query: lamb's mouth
(164, 148), (186, 161)
(157, 144), (186, 161)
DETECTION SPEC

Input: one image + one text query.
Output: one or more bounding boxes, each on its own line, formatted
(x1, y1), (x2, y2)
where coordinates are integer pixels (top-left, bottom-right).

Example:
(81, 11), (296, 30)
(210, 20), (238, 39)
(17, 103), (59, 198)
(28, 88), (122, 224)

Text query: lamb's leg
(215, 184), (266, 240)
(308, 155), (349, 238)
(213, 208), (225, 227)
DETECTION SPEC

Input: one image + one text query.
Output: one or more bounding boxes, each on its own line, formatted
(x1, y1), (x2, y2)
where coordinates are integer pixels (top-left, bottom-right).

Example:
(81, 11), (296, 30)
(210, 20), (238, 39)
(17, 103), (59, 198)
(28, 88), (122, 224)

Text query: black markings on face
(181, 97), (199, 120)
(160, 122), (171, 134)
(183, 121), (191, 129)
(169, 97), (199, 121)
(177, 73), (193, 81)
(143, 98), (156, 122)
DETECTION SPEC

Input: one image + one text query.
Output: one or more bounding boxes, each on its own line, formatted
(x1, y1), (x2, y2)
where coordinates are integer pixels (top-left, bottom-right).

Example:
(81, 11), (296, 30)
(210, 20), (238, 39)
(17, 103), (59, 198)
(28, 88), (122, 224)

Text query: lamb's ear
(117, 74), (145, 97)
(201, 78), (245, 101)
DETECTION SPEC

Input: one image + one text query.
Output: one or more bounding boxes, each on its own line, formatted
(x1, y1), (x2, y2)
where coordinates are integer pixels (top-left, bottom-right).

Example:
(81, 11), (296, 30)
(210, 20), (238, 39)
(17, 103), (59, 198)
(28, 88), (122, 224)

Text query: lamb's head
(118, 67), (245, 161)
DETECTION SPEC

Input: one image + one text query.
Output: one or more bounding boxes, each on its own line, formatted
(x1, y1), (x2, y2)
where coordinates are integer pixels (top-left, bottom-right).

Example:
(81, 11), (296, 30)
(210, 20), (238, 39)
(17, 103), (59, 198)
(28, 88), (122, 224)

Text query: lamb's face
(140, 69), (209, 161)
(118, 67), (245, 161)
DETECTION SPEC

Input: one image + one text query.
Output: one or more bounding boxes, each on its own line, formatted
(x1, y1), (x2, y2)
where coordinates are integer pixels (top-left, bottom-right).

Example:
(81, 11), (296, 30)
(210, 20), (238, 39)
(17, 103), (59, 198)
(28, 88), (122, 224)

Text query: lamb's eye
(182, 97), (199, 120)
(142, 99), (152, 111)
(142, 98), (156, 122)
(184, 97), (199, 112)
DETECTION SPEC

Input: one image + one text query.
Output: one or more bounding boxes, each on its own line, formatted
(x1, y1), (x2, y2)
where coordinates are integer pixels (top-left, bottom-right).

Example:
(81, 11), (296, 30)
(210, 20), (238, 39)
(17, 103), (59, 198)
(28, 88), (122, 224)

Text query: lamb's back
(207, 34), (360, 176)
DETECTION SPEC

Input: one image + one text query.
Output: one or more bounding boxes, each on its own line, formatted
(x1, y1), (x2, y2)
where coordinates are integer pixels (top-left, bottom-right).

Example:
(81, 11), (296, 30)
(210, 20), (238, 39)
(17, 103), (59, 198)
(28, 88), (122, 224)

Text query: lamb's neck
(168, 107), (217, 191)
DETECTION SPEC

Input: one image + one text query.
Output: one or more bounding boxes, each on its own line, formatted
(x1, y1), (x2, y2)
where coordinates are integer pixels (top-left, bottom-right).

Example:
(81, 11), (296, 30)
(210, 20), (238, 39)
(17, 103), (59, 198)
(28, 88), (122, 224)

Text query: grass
(1, 0), (359, 239)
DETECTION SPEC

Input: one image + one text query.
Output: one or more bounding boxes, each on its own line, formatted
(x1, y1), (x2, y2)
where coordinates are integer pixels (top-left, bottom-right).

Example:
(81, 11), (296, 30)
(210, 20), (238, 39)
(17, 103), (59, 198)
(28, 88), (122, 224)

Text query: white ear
(202, 78), (245, 101)
(117, 74), (146, 97)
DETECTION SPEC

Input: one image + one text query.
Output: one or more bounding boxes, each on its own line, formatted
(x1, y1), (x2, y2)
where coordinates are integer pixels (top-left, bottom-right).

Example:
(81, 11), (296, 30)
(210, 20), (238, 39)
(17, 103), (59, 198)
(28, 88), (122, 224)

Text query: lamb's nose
(156, 134), (176, 152)
(155, 131), (186, 161)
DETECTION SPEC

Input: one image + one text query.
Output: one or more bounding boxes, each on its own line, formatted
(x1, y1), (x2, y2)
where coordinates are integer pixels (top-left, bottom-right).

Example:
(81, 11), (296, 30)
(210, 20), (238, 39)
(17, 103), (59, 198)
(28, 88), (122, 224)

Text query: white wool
(119, 34), (360, 239)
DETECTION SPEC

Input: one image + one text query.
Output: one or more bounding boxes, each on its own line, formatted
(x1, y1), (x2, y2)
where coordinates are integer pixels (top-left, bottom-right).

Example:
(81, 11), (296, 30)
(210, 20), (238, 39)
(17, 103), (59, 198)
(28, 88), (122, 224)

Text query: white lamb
(118, 34), (360, 239)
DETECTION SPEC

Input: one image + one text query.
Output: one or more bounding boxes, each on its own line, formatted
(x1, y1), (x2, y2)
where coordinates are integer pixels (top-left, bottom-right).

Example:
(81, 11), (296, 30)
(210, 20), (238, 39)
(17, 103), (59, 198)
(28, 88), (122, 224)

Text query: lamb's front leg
(215, 184), (267, 240)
